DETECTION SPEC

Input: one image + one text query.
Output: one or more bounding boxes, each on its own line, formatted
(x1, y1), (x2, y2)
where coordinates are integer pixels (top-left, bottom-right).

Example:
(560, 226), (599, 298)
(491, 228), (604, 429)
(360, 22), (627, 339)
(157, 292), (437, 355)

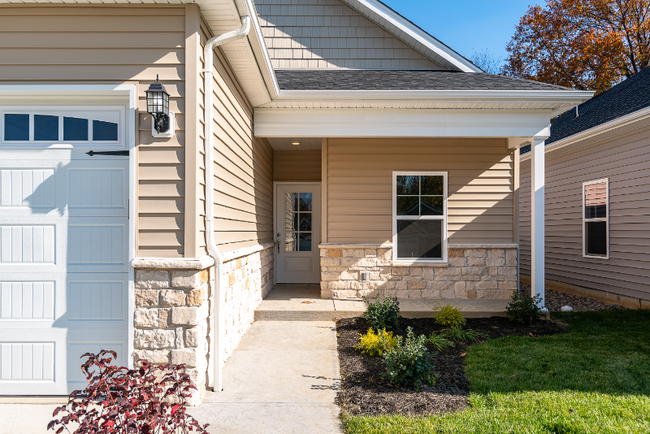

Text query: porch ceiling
(266, 137), (322, 151)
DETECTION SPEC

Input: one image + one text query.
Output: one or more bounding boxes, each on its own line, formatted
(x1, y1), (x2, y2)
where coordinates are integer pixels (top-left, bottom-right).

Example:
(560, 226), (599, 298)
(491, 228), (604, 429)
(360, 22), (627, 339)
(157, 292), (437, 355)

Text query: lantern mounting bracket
(151, 111), (175, 138)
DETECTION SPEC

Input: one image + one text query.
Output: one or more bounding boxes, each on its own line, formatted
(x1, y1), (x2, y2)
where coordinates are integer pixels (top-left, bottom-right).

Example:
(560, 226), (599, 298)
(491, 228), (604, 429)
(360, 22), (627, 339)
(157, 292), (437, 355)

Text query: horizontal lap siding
(0, 5), (187, 258)
(519, 123), (650, 300)
(327, 138), (514, 244)
(273, 150), (322, 182)
(201, 24), (274, 253)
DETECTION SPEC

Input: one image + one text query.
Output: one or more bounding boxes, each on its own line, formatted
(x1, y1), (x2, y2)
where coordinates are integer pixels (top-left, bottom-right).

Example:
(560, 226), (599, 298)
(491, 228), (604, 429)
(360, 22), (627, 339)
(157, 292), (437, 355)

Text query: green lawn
(342, 310), (650, 434)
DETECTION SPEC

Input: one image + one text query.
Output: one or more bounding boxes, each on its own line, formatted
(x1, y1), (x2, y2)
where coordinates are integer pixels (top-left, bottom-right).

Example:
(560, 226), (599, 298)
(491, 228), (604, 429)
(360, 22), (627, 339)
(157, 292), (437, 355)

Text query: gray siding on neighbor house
(254, 0), (444, 70)
(520, 121), (650, 301)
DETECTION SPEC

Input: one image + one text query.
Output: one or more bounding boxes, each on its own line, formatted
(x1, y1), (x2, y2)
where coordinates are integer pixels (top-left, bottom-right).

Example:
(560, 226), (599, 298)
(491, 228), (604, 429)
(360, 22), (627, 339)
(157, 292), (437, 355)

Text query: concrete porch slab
(256, 285), (509, 321)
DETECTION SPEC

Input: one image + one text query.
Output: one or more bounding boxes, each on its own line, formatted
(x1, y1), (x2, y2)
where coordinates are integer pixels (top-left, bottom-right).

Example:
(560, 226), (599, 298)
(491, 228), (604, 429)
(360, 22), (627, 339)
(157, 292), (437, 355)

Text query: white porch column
(530, 137), (547, 308)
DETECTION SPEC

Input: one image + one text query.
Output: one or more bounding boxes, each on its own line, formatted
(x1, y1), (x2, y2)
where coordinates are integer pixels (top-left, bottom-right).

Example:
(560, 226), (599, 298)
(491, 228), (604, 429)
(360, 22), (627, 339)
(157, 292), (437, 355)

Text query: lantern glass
(145, 79), (170, 116)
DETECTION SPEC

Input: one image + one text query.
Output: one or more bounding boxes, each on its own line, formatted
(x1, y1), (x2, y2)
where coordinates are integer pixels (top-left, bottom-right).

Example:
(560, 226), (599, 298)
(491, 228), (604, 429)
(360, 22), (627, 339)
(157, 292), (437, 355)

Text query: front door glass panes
(285, 192), (312, 252)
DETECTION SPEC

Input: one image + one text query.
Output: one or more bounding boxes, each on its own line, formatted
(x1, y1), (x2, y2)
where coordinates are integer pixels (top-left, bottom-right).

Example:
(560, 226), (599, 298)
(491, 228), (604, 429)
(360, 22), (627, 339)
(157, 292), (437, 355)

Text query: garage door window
(2, 108), (123, 146)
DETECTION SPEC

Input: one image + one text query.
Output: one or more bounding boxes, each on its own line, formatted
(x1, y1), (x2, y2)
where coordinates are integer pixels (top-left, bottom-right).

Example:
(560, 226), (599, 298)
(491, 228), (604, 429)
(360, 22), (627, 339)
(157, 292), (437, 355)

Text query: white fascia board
(275, 89), (594, 106)
(254, 108), (552, 138)
(520, 105), (650, 162)
(342, 0), (480, 72)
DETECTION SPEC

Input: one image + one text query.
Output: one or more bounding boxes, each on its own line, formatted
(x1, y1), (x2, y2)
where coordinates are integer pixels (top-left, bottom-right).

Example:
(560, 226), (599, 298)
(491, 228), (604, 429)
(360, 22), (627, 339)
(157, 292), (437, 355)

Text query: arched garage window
(1, 108), (124, 147)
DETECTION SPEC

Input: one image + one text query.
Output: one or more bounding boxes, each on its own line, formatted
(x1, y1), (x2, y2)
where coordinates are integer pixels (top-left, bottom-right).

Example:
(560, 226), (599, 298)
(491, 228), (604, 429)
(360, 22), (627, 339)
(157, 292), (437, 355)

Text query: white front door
(0, 149), (129, 395)
(275, 184), (321, 283)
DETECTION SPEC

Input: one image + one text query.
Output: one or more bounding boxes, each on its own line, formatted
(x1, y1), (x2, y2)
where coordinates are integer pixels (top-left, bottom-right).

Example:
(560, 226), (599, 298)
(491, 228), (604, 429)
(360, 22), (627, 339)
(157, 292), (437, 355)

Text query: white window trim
(392, 171), (448, 263)
(0, 105), (125, 149)
(582, 178), (609, 259)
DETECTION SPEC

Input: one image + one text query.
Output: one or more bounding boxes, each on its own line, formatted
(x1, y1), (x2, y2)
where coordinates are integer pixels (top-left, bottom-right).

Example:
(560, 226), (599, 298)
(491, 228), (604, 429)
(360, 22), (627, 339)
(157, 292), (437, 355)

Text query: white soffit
(254, 108), (552, 140)
(338, 0), (481, 73)
(266, 137), (322, 150)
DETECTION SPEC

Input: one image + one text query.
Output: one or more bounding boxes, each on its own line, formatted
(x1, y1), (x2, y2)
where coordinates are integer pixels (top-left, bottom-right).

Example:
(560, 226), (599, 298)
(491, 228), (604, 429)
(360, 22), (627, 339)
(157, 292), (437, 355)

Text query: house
(519, 66), (650, 309)
(0, 0), (591, 402)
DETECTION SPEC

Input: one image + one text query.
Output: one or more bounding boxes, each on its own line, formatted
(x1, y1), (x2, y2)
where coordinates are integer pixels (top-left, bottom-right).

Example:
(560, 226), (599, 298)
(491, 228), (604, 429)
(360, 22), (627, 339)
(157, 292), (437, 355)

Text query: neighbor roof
(275, 70), (573, 91)
(521, 66), (650, 153)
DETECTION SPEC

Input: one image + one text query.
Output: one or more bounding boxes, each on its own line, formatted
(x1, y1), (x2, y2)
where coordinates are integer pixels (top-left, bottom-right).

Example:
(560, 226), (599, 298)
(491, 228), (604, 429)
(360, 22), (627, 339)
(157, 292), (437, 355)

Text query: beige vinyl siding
(273, 150), (322, 182)
(520, 122), (650, 301)
(326, 138), (514, 244)
(200, 23), (274, 253)
(0, 5), (187, 258)
(254, 0), (443, 70)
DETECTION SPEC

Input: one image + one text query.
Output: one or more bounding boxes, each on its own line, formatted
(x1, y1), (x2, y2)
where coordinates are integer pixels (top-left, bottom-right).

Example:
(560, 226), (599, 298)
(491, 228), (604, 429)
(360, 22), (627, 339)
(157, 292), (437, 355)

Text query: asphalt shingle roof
(275, 70), (571, 91)
(521, 66), (650, 153)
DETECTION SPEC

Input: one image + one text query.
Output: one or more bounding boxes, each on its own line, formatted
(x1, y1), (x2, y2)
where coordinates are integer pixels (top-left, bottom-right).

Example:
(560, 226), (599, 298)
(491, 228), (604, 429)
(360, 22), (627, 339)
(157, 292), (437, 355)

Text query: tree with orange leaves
(504, 0), (650, 94)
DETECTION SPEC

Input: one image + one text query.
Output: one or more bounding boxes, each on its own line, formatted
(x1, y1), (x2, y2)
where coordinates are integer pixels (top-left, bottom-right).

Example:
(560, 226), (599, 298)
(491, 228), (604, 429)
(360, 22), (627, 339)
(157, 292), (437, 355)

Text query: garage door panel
(0, 342), (55, 382)
(0, 225), (56, 264)
(67, 278), (127, 324)
(67, 341), (125, 388)
(68, 224), (126, 266)
(0, 281), (55, 320)
(68, 166), (127, 217)
(0, 168), (56, 208)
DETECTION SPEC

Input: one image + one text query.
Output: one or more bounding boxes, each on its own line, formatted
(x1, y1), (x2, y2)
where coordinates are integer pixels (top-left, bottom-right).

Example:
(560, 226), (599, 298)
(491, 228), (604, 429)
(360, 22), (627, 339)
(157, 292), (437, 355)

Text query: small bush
(438, 327), (484, 342)
(382, 327), (435, 389)
(48, 350), (209, 434)
(355, 328), (397, 356)
(363, 295), (400, 331)
(427, 334), (454, 352)
(506, 290), (543, 324)
(434, 304), (466, 329)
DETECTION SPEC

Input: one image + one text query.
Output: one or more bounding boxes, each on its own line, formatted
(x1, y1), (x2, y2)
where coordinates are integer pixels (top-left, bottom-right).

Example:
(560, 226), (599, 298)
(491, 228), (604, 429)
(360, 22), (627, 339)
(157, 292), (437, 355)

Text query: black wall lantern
(145, 75), (175, 138)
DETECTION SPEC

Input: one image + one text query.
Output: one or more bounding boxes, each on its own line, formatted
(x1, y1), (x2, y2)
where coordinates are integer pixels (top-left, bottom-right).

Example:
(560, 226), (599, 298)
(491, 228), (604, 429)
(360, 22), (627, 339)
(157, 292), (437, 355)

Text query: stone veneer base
(132, 244), (274, 405)
(319, 244), (518, 299)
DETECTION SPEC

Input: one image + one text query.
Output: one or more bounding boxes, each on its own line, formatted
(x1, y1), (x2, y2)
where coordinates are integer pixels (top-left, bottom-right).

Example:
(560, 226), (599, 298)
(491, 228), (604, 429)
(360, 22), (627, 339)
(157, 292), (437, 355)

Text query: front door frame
(273, 182), (322, 284)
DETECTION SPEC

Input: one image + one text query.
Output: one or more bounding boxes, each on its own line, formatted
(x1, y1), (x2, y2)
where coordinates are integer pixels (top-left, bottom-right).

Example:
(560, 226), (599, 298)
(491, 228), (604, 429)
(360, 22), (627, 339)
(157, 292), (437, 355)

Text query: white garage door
(0, 108), (129, 395)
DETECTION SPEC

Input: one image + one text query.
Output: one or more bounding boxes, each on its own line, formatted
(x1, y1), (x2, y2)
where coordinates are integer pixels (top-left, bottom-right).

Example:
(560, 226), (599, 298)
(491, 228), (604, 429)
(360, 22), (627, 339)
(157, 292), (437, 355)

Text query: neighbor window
(393, 172), (447, 261)
(583, 178), (608, 258)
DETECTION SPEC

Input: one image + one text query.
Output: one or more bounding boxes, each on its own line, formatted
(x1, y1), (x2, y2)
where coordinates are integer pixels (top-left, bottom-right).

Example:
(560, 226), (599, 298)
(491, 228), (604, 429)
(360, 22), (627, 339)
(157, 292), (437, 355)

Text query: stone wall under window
(319, 244), (517, 299)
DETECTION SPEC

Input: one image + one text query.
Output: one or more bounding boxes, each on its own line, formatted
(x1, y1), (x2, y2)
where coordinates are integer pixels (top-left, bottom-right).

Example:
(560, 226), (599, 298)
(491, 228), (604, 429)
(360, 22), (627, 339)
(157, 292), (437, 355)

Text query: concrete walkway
(256, 284), (509, 321)
(190, 320), (342, 434)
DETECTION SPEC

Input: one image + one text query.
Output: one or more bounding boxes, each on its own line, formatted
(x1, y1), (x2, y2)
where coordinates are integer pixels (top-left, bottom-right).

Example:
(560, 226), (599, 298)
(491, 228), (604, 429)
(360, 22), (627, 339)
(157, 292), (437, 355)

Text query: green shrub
(362, 295), (400, 332)
(434, 304), (466, 328)
(427, 333), (454, 352)
(438, 327), (483, 342)
(381, 327), (435, 389)
(355, 328), (397, 356)
(506, 290), (543, 324)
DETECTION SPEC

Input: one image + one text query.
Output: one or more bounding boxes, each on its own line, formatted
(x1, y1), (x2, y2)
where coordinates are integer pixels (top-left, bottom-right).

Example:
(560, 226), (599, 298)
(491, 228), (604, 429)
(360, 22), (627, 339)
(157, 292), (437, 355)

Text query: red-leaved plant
(48, 350), (209, 434)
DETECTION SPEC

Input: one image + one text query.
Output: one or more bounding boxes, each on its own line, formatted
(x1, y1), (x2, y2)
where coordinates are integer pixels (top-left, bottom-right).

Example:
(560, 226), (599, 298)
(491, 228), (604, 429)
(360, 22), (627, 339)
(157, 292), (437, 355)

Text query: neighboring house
(0, 0), (590, 402)
(519, 67), (650, 310)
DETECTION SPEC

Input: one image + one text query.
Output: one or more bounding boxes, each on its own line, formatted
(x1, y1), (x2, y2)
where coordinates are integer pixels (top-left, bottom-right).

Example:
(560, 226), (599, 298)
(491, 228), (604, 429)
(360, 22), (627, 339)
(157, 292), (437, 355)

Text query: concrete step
(255, 285), (509, 321)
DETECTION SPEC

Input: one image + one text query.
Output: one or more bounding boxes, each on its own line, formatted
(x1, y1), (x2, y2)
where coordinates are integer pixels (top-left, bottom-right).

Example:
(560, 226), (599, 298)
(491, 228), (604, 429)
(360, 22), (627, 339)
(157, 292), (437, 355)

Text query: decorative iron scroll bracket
(86, 150), (129, 156)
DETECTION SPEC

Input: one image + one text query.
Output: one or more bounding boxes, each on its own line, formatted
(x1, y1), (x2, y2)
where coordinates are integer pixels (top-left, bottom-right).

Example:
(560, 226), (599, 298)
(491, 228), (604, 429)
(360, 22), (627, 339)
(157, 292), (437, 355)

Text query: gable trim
(339, 0), (481, 72)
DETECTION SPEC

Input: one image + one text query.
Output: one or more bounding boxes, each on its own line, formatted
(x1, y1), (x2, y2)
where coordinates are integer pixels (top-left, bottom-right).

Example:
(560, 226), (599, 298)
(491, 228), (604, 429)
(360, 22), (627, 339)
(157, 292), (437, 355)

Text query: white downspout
(203, 15), (251, 392)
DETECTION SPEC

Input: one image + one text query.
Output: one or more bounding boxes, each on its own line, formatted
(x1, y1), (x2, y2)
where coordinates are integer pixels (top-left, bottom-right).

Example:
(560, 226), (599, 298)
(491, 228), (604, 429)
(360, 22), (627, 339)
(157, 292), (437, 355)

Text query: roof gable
(254, 0), (452, 70)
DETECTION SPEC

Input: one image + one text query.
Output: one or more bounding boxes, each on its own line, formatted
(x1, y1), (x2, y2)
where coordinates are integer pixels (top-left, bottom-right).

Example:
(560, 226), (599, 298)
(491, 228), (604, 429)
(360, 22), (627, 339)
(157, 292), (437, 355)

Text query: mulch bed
(335, 316), (565, 417)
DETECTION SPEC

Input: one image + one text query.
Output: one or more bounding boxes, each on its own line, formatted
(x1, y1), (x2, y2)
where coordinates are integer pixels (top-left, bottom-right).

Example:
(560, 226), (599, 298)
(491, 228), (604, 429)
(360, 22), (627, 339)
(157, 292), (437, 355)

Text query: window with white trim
(393, 172), (447, 261)
(1, 107), (124, 147)
(583, 178), (609, 258)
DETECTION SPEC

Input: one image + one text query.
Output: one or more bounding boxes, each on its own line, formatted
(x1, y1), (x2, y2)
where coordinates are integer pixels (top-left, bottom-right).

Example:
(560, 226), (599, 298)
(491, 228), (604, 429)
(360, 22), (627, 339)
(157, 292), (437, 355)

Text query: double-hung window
(583, 178), (609, 258)
(393, 172), (447, 262)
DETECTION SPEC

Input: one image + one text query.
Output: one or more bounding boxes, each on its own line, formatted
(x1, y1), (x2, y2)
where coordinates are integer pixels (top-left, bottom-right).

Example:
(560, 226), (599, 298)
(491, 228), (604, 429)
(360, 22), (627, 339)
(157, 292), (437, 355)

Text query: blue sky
(381, 0), (540, 64)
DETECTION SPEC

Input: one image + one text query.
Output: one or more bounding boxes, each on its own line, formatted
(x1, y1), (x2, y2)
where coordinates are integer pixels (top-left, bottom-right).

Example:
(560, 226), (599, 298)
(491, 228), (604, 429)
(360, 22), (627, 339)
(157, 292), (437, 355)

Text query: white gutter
(274, 89), (594, 105)
(203, 15), (251, 392)
(520, 105), (650, 162)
